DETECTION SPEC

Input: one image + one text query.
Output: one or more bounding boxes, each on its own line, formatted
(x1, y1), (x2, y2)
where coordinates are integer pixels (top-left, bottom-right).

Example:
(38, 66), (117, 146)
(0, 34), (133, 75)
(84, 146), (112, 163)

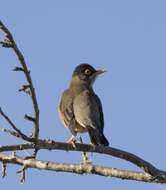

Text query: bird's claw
(67, 136), (78, 148)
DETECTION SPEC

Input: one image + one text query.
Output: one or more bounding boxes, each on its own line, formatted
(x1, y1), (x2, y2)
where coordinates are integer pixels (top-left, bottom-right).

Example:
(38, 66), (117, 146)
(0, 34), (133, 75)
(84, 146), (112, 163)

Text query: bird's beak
(95, 69), (107, 76)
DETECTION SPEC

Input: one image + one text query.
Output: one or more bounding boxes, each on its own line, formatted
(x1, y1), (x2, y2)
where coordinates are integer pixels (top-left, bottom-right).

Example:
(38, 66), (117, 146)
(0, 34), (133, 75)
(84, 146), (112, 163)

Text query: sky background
(0, 0), (166, 189)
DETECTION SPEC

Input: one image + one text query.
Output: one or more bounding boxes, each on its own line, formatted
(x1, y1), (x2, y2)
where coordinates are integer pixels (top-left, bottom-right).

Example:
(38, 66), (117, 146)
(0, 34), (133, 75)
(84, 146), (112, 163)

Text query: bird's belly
(59, 109), (87, 133)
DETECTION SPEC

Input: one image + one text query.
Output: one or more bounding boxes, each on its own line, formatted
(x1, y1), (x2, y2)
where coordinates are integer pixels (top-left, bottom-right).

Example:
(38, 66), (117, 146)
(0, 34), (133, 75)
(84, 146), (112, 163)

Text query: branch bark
(0, 152), (161, 183)
(0, 140), (166, 183)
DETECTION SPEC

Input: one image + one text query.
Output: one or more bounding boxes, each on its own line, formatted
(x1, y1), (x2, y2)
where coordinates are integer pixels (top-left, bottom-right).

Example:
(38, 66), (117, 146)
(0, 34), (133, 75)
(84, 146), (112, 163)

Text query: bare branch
(0, 20), (39, 141)
(0, 140), (166, 182)
(13, 66), (24, 72)
(0, 108), (33, 142)
(17, 165), (27, 183)
(0, 127), (22, 139)
(0, 144), (33, 152)
(24, 115), (35, 122)
(18, 84), (31, 93)
(0, 152), (164, 183)
(79, 137), (91, 164)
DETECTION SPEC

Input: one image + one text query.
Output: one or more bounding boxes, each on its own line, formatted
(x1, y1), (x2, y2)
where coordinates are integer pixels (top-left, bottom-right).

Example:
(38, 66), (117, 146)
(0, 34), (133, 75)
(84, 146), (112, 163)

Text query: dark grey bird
(58, 64), (109, 146)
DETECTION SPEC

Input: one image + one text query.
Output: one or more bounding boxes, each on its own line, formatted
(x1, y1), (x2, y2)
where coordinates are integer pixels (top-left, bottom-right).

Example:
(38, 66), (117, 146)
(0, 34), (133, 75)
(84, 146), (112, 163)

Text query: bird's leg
(67, 135), (78, 148)
(67, 135), (77, 143)
(79, 137), (92, 164)
(67, 121), (80, 148)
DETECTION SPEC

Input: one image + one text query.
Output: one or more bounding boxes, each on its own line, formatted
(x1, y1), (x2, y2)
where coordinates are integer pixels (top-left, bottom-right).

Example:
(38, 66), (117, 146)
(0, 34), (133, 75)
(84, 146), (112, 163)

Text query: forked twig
(0, 108), (32, 142)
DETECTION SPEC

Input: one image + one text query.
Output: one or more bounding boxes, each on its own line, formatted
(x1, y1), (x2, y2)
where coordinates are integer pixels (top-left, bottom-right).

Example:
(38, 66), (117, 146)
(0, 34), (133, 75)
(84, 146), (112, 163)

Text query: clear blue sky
(0, 0), (166, 189)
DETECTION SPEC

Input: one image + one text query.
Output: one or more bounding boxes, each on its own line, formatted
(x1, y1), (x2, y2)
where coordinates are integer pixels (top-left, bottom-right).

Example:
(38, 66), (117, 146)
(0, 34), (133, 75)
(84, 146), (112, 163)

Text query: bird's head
(72, 64), (106, 86)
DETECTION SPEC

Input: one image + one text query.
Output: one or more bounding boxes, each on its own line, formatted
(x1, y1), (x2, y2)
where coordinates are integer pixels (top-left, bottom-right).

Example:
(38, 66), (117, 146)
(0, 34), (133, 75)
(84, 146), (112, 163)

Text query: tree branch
(0, 127), (24, 139)
(0, 20), (39, 141)
(0, 108), (33, 142)
(0, 152), (164, 183)
(0, 140), (165, 182)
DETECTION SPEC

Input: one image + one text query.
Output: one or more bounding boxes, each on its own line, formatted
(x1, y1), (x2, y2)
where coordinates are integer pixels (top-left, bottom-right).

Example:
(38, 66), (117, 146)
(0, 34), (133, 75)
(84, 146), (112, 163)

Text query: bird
(58, 64), (109, 146)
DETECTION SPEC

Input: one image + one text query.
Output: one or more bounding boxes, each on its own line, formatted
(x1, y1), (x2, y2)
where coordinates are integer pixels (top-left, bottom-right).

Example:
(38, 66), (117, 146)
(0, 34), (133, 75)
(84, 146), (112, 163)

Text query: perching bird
(58, 64), (109, 146)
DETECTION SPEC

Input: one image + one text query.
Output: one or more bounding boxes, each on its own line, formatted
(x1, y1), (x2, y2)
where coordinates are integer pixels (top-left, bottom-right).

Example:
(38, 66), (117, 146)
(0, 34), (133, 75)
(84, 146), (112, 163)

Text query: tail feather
(87, 127), (109, 146)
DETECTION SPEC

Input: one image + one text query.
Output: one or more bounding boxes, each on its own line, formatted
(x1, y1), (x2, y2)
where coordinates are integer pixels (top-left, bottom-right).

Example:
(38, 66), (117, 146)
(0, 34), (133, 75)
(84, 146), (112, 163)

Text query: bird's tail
(87, 127), (109, 146)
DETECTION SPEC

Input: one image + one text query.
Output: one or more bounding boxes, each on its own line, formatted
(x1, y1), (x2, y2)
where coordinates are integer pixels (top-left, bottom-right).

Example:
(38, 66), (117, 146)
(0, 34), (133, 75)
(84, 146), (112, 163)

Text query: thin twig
(17, 165), (27, 183)
(0, 127), (22, 139)
(2, 161), (7, 178)
(13, 66), (24, 72)
(24, 115), (35, 122)
(0, 108), (33, 142)
(79, 137), (91, 164)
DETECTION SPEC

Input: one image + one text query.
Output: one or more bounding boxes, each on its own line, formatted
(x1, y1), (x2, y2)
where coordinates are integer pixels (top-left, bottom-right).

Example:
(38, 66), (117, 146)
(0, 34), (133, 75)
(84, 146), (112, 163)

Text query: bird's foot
(67, 136), (79, 148)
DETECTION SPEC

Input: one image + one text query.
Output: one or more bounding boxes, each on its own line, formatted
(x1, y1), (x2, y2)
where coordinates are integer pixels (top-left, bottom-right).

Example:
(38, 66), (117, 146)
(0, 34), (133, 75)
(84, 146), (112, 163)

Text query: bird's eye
(84, 69), (91, 75)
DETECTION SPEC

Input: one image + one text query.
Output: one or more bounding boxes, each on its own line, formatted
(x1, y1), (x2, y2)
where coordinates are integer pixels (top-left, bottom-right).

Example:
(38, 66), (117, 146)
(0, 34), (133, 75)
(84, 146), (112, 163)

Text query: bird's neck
(69, 76), (94, 95)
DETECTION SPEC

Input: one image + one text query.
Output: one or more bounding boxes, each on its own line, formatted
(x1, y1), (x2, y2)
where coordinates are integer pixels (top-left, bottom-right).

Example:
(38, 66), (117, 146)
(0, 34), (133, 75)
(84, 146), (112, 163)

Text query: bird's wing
(73, 90), (104, 132)
(73, 90), (109, 146)
(94, 94), (104, 132)
(58, 89), (76, 135)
